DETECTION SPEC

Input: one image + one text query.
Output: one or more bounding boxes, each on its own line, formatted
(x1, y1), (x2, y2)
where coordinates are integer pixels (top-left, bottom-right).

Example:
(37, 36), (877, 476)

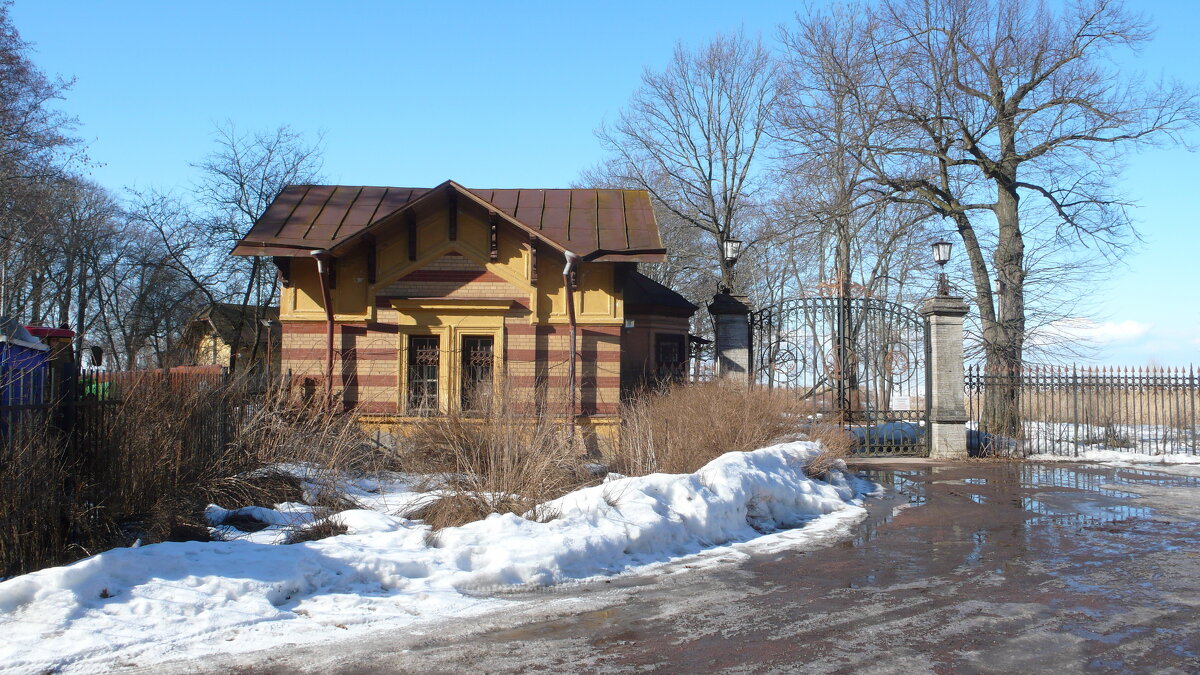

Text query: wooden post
(406, 210), (417, 261)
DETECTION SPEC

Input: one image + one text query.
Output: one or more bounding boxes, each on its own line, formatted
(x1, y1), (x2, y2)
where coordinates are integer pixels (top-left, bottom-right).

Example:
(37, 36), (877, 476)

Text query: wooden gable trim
(489, 211), (499, 262)
(371, 241), (536, 299)
(447, 184), (458, 241)
(326, 178), (573, 260)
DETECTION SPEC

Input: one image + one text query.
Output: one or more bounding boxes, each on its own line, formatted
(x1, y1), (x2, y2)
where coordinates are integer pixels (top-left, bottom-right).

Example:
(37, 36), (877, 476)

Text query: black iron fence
(966, 365), (1199, 457)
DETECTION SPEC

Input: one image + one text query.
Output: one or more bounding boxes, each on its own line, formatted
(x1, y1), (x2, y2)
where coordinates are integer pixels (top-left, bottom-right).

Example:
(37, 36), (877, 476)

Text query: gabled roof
(231, 180), (666, 262)
(189, 303), (279, 345)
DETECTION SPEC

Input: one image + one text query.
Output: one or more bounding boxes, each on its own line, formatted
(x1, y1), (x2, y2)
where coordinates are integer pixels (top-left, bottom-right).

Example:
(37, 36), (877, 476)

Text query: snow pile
(0, 441), (866, 673)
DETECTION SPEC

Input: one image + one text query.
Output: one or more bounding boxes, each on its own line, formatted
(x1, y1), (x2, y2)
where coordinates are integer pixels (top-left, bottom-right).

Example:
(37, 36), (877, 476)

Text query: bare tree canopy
(775, 4), (937, 310)
(190, 122), (323, 372)
(783, 0), (1197, 369)
(0, 1), (75, 187)
(597, 32), (777, 291)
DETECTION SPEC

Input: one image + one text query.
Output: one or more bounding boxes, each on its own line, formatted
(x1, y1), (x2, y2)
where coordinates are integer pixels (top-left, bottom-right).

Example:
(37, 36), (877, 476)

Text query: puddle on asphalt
(459, 461), (1200, 673)
(857, 462), (1200, 532)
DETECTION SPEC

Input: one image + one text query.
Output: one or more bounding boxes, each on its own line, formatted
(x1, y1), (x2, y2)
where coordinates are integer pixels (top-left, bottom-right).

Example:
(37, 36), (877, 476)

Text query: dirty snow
(0, 441), (868, 674)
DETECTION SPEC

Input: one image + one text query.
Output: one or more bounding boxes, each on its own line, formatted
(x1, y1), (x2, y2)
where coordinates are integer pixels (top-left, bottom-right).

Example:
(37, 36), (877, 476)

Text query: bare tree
(879, 0), (1193, 363)
(785, 0), (1198, 434)
(577, 159), (716, 305)
(192, 123), (322, 372)
(597, 32), (777, 292)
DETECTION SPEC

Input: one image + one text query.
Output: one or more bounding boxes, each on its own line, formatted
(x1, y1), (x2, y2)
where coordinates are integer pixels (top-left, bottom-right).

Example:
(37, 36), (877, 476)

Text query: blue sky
(11, 0), (1199, 366)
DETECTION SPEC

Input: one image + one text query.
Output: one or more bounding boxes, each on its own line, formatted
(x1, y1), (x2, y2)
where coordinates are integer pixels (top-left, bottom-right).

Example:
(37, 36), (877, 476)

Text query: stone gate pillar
(919, 296), (969, 459)
(708, 291), (752, 383)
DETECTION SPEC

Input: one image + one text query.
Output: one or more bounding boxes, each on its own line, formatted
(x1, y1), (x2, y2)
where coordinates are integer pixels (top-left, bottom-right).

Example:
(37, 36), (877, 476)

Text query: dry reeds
(0, 370), (381, 577)
(611, 380), (815, 475)
(398, 381), (585, 530)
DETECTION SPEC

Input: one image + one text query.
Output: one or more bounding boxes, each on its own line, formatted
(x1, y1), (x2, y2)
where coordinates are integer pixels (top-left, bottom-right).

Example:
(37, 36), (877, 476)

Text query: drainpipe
(563, 251), (580, 442)
(311, 250), (335, 407)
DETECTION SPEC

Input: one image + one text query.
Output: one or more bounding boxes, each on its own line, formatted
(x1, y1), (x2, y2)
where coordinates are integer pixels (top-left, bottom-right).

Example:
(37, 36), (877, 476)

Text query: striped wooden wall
(280, 311), (622, 416)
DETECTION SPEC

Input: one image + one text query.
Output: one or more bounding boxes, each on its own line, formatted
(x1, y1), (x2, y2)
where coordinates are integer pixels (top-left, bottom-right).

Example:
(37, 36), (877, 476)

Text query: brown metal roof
(231, 181), (666, 262)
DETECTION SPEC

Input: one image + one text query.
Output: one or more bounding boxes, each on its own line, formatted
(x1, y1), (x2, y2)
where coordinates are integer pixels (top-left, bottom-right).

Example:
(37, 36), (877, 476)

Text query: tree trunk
(982, 179), (1026, 441)
(227, 256), (261, 375)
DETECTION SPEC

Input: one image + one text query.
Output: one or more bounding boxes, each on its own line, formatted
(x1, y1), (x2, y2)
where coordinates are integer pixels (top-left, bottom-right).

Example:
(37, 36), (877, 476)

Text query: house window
(407, 336), (440, 413)
(655, 334), (687, 382)
(460, 336), (494, 411)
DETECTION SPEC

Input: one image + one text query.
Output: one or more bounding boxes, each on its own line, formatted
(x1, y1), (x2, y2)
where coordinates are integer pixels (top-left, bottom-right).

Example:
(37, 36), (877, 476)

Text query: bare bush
(800, 425), (854, 480)
(0, 371), (380, 576)
(612, 380), (813, 475)
(398, 382), (587, 530)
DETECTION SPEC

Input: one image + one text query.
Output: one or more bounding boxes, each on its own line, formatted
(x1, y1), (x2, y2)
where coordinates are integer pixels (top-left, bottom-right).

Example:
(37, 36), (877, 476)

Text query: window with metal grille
(407, 336), (440, 413)
(655, 334), (687, 382)
(460, 336), (494, 411)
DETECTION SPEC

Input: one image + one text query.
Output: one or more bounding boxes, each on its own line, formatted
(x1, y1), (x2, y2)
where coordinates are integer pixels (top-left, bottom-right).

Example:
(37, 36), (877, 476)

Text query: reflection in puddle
(856, 462), (1195, 533)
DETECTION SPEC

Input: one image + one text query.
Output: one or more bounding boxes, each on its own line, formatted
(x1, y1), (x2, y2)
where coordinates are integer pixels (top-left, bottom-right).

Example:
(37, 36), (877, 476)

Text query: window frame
(653, 332), (688, 383)
(397, 324), (504, 415)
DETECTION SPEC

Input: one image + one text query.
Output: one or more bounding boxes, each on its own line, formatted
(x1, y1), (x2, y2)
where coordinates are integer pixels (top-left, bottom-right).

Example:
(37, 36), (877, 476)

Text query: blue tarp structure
(0, 316), (51, 408)
(849, 421), (926, 448)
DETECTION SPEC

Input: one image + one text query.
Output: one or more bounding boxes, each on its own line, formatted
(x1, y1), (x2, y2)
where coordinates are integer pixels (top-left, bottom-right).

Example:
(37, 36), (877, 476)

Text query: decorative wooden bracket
(364, 234), (377, 285)
(529, 234), (539, 286)
(273, 257), (292, 288)
(406, 210), (417, 261)
(488, 211), (499, 262)
(447, 185), (458, 241)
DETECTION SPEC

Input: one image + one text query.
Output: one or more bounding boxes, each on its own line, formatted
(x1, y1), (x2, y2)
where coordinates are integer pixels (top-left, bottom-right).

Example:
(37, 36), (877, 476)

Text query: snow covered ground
(1026, 448), (1200, 465)
(0, 441), (871, 675)
(967, 420), (1199, 458)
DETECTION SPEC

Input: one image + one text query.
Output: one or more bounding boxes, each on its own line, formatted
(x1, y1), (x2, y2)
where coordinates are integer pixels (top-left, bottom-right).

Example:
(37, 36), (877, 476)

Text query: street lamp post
(720, 237), (743, 293)
(932, 240), (952, 296)
(709, 236), (751, 383)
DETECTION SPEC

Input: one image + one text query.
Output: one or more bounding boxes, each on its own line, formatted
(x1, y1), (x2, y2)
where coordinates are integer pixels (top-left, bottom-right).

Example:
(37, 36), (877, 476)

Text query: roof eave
(586, 249), (668, 263)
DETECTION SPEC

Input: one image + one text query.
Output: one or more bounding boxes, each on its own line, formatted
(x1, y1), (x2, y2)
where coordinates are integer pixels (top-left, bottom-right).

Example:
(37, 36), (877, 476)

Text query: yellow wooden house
(232, 180), (696, 445)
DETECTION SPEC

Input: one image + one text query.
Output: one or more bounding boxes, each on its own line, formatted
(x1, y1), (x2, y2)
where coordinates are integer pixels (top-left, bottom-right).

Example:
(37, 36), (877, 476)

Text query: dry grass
(611, 380), (816, 476)
(285, 518), (350, 544)
(0, 372), (381, 577)
(799, 424), (854, 480)
(3, 371), (863, 576)
(397, 382), (586, 530)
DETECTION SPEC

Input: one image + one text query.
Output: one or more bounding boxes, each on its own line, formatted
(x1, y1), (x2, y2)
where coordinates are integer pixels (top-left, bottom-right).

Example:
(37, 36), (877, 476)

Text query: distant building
(176, 303), (280, 369)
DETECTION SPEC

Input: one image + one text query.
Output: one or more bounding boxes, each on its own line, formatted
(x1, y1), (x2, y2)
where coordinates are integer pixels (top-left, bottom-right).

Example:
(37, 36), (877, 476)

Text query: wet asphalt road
(201, 462), (1200, 674)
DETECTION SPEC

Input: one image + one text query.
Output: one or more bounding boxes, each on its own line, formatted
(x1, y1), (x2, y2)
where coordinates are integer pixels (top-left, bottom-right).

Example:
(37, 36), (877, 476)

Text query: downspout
(311, 250), (335, 407)
(563, 251), (580, 443)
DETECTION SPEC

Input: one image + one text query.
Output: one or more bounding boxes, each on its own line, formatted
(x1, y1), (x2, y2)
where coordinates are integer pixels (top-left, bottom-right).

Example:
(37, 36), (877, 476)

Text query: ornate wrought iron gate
(751, 296), (930, 457)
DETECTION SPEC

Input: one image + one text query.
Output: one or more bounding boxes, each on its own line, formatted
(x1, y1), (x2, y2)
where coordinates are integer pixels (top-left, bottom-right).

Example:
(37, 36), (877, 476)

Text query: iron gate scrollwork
(751, 296), (929, 457)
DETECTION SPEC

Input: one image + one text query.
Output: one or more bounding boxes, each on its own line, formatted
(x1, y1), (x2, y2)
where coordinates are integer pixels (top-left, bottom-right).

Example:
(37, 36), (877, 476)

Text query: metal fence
(965, 365), (1199, 456)
(1, 364), (244, 575)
